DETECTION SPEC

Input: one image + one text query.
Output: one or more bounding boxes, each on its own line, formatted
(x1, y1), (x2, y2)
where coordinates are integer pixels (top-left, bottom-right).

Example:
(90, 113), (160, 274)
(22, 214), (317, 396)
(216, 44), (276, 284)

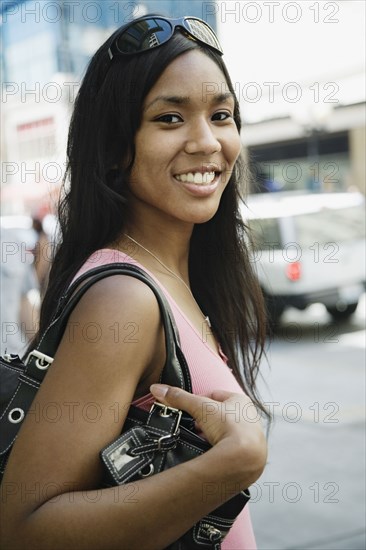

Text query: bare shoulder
(69, 272), (162, 327)
(58, 273), (163, 378)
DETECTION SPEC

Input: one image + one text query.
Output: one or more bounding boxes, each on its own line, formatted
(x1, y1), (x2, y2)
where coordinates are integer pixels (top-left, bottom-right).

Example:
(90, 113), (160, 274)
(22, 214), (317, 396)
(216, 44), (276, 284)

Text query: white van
(242, 191), (365, 324)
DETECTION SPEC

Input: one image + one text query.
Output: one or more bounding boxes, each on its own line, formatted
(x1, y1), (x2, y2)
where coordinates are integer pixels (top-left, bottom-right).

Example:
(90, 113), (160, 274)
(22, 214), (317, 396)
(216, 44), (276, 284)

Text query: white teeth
(175, 171), (216, 185)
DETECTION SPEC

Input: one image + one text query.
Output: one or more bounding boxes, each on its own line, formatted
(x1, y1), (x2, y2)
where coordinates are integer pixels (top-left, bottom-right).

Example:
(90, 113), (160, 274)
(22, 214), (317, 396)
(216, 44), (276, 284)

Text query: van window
(294, 205), (365, 247)
(248, 218), (282, 250)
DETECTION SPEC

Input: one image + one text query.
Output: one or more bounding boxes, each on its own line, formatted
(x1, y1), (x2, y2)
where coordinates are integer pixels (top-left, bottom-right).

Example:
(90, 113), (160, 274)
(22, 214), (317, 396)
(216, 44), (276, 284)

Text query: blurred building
(243, 99), (365, 195)
(0, 0), (217, 213)
(2, 0), (364, 203)
(215, 0), (366, 195)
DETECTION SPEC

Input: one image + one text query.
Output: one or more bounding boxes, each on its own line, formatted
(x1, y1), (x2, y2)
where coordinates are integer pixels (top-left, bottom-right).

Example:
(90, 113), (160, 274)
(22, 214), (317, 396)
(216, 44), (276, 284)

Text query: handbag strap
(0, 263), (192, 455)
(26, 263), (192, 390)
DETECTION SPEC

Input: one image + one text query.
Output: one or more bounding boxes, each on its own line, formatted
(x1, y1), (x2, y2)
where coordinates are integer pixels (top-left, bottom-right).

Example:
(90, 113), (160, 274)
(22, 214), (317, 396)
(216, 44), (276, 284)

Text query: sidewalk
(250, 415), (365, 549)
(250, 308), (366, 550)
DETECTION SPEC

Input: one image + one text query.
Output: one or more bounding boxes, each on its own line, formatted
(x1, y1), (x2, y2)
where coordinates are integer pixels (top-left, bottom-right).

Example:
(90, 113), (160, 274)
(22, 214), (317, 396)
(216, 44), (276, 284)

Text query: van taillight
(286, 261), (301, 281)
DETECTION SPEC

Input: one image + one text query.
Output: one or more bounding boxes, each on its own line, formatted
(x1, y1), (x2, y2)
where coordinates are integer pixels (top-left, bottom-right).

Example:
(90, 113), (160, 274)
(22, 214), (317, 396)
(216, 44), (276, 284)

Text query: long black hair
(30, 15), (269, 420)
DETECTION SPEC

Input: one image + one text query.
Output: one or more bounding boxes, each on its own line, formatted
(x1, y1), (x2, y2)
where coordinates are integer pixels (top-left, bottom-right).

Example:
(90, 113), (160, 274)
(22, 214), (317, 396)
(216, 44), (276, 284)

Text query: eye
(155, 114), (183, 124)
(212, 111), (233, 122)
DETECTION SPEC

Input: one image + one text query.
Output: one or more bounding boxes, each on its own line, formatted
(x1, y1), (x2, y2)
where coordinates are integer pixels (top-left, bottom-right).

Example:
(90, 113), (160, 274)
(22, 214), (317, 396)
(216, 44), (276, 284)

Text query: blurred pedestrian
(32, 217), (51, 296)
(0, 226), (40, 357)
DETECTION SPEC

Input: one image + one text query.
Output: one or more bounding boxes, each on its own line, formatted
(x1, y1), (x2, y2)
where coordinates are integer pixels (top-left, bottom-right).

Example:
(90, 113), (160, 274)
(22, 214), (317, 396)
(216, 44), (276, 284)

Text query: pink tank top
(74, 249), (257, 550)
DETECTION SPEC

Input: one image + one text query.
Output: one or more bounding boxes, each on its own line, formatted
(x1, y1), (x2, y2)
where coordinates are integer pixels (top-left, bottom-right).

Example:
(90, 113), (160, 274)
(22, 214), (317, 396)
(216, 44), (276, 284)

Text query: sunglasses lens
(116, 18), (173, 53)
(185, 18), (223, 54)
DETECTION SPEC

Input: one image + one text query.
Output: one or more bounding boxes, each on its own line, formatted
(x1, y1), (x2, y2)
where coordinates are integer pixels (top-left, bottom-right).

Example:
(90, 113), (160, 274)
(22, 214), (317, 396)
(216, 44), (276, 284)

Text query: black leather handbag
(0, 263), (250, 549)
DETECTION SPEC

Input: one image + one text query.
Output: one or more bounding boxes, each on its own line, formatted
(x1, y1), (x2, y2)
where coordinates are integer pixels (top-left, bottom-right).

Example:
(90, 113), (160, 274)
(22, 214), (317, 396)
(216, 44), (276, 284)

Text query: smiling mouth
(174, 171), (218, 185)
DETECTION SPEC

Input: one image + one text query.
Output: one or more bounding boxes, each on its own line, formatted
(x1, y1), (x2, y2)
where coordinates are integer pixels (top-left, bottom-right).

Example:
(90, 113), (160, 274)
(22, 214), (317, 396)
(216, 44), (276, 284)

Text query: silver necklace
(124, 233), (211, 328)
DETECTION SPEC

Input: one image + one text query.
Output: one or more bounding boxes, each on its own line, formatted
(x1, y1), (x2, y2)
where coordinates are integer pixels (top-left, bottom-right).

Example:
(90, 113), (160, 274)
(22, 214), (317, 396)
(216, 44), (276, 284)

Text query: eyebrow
(145, 92), (235, 111)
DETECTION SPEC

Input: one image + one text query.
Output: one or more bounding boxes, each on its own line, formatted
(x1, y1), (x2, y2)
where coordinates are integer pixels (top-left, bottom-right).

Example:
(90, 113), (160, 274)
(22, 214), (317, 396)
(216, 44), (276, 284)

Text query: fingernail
(150, 384), (169, 399)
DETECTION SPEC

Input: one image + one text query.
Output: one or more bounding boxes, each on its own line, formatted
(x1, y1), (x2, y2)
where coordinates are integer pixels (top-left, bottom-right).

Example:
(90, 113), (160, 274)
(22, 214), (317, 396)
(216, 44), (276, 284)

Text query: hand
(150, 384), (267, 486)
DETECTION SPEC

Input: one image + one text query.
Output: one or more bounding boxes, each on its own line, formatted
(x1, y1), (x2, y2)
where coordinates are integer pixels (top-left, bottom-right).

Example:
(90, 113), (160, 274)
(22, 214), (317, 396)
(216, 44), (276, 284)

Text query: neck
(121, 230), (212, 329)
(116, 214), (211, 329)
(116, 221), (193, 281)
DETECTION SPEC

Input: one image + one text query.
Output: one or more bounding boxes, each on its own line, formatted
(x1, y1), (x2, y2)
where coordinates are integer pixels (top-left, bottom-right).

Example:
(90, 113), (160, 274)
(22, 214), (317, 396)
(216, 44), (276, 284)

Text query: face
(127, 50), (241, 228)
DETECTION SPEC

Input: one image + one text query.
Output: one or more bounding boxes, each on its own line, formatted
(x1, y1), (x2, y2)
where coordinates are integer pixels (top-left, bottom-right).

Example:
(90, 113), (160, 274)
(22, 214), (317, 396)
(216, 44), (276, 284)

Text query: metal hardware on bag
(149, 402), (182, 453)
(156, 434), (174, 451)
(25, 350), (54, 370)
(8, 408), (25, 424)
(201, 524), (222, 542)
(150, 402), (183, 435)
(2, 354), (13, 363)
(138, 464), (154, 477)
(151, 402), (181, 418)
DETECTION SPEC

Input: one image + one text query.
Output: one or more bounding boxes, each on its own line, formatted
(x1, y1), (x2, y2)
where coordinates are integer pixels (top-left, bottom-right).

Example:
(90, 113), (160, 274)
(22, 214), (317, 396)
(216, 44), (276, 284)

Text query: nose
(184, 118), (222, 155)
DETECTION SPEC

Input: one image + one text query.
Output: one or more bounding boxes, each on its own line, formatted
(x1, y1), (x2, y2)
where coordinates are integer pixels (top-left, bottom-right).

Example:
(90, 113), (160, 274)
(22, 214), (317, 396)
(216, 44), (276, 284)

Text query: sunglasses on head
(108, 16), (223, 59)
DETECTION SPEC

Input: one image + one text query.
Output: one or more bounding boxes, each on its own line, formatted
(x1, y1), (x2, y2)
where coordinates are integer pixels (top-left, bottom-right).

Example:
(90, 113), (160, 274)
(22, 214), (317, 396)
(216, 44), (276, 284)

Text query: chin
(187, 209), (220, 225)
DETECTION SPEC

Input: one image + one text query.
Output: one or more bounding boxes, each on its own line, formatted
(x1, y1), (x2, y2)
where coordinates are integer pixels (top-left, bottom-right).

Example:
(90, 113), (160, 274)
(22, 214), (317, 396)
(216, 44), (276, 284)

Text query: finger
(210, 389), (253, 405)
(209, 389), (237, 402)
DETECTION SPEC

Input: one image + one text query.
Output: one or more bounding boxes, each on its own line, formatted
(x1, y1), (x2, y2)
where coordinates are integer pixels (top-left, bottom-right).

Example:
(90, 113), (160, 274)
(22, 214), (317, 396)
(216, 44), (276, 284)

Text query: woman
(1, 15), (268, 549)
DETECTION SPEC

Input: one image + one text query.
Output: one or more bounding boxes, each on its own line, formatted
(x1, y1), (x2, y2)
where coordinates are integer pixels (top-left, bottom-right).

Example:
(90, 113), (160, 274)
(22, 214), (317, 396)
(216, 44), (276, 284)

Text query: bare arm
(0, 276), (267, 550)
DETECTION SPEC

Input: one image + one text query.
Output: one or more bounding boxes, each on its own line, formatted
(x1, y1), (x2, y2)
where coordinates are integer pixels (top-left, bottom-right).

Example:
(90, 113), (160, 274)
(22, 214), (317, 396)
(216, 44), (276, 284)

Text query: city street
(1, 2), (365, 549)
(250, 296), (365, 550)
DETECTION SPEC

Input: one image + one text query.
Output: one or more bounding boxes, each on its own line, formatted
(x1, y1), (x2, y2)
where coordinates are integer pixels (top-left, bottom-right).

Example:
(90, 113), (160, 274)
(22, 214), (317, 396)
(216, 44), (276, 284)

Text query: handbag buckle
(25, 350), (54, 370)
(150, 402), (182, 436)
